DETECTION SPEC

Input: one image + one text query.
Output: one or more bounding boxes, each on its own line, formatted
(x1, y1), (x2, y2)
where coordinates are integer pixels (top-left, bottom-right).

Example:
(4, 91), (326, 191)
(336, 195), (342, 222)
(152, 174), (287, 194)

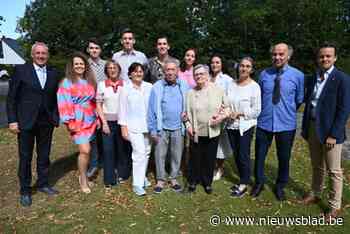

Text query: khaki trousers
(307, 122), (343, 209)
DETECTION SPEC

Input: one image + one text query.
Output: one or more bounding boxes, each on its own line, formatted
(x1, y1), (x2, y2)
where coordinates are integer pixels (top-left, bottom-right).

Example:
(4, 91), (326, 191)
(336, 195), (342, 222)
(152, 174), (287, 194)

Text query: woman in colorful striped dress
(57, 52), (98, 194)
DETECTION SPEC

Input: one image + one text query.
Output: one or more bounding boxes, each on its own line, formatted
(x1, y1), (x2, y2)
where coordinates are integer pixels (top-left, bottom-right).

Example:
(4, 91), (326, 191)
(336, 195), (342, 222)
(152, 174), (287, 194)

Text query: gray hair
(193, 64), (210, 74)
(164, 58), (180, 68)
(270, 43), (293, 58)
(31, 42), (49, 54)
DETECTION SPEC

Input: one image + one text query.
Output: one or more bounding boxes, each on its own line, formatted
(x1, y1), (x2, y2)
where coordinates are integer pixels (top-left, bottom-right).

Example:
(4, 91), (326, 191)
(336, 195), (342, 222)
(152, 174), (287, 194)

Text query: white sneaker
(213, 169), (223, 181)
(213, 170), (219, 181)
(144, 178), (151, 188)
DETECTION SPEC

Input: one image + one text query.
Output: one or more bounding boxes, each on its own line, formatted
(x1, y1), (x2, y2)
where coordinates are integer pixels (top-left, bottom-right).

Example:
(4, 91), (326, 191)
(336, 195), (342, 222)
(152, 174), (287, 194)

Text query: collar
(105, 79), (123, 93)
(88, 58), (103, 66)
(155, 55), (170, 63)
(33, 63), (47, 71)
(211, 72), (223, 81)
(161, 78), (180, 86)
(318, 65), (335, 76)
(121, 49), (136, 56)
(273, 64), (289, 74)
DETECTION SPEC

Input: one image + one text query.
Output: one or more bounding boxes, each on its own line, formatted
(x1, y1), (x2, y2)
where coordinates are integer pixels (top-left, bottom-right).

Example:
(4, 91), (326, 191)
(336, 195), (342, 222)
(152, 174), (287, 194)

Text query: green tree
(17, 0), (350, 73)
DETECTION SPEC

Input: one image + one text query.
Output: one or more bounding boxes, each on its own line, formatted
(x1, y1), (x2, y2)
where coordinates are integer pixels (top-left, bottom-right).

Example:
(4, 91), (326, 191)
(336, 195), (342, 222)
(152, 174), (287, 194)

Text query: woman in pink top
(178, 48), (197, 88)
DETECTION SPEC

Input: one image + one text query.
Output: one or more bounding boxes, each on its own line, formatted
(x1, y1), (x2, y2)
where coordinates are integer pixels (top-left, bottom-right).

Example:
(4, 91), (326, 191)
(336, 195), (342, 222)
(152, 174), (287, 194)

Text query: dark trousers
(227, 127), (254, 185)
(89, 128), (104, 169)
(18, 122), (54, 195)
(254, 127), (296, 188)
(102, 122), (131, 181)
(102, 122), (129, 184)
(188, 136), (219, 187)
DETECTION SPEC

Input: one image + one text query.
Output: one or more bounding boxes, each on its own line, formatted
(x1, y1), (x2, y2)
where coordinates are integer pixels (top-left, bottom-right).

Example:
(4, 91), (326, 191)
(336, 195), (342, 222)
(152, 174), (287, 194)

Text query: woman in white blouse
(226, 57), (261, 197)
(118, 62), (153, 196)
(209, 55), (233, 181)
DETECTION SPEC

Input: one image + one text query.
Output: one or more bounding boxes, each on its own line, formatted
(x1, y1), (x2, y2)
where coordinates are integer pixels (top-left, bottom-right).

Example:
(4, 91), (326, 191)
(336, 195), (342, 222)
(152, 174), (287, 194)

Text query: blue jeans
(89, 128), (103, 169)
(227, 127), (254, 185)
(101, 121), (124, 185)
(254, 127), (296, 189)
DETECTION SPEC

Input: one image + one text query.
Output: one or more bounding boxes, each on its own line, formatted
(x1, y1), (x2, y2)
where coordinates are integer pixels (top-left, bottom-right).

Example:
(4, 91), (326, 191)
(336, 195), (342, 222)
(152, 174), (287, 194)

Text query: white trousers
(128, 132), (151, 187)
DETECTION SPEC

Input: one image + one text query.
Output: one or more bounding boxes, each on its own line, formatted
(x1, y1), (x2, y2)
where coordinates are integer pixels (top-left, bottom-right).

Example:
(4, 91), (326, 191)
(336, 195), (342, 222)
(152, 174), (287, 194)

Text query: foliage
(15, 0), (350, 74)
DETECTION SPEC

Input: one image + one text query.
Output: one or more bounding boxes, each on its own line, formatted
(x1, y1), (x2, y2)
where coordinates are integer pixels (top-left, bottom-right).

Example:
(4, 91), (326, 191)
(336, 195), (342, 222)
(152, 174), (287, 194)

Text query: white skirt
(216, 130), (233, 159)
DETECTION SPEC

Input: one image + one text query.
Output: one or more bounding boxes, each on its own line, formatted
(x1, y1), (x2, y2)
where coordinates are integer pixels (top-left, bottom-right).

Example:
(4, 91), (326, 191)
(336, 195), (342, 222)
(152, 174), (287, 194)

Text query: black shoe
(230, 184), (239, 192)
(188, 184), (196, 193)
(231, 186), (248, 198)
(20, 194), (32, 207)
(153, 186), (163, 194)
(274, 188), (286, 201)
(204, 186), (213, 194)
(38, 186), (59, 196)
(250, 184), (264, 197)
(171, 184), (182, 193)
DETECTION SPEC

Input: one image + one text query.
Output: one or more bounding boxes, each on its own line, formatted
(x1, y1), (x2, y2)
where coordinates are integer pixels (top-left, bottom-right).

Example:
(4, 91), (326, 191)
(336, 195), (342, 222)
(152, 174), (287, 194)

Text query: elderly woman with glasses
(185, 64), (230, 194)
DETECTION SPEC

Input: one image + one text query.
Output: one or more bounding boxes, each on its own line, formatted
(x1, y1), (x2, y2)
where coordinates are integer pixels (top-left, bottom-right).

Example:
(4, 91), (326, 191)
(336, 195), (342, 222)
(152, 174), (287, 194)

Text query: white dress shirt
(33, 63), (47, 89)
(311, 65), (334, 109)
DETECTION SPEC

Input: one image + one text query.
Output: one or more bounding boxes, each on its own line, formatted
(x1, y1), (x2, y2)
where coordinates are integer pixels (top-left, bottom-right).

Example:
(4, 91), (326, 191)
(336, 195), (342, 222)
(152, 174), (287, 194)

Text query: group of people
(6, 29), (350, 221)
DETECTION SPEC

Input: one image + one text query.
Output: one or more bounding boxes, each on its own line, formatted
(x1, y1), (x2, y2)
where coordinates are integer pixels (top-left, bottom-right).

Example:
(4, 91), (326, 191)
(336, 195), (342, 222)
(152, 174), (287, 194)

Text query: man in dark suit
(7, 42), (60, 207)
(301, 42), (350, 220)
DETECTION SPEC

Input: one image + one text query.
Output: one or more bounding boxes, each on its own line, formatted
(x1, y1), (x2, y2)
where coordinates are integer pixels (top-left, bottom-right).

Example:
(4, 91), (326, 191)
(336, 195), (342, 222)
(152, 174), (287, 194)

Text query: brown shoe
(324, 208), (341, 223)
(301, 194), (321, 205)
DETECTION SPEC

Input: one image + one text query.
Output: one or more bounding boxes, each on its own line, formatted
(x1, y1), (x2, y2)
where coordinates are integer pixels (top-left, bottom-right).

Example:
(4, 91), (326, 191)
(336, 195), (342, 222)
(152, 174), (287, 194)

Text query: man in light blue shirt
(251, 43), (304, 201)
(148, 59), (189, 194)
(112, 29), (147, 82)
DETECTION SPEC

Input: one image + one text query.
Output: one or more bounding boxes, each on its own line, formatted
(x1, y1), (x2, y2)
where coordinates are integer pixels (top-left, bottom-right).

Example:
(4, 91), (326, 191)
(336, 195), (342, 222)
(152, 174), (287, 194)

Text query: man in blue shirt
(148, 59), (189, 194)
(251, 43), (304, 201)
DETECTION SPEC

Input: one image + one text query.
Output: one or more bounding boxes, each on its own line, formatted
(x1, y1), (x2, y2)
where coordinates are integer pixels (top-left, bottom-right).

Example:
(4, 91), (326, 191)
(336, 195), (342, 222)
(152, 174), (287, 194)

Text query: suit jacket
(7, 63), (60, 130)
(301, 67), (350, 144)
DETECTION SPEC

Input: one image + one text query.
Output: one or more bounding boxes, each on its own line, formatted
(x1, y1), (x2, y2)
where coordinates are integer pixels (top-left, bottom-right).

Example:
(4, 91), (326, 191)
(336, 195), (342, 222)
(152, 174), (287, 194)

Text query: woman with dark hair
(95, 60), (124, 189)
(57, 52), (98, 194)
(225, 57), (261, 197)
(209, 55), (233, 181)
(118, 62), (153, 196)
(178, 48), (197, 88)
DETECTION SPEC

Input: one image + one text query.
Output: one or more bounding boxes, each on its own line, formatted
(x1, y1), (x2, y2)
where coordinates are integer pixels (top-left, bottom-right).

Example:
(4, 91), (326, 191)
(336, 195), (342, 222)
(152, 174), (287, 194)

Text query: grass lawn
(0, 126), (349, 233)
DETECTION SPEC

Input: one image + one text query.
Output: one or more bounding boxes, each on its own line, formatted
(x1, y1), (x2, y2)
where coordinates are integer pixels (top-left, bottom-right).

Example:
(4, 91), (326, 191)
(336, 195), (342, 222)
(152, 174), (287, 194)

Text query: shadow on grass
(48, 152), (78, 186)
(224, 157), (306, 198)
(30, 152), (78, 194)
